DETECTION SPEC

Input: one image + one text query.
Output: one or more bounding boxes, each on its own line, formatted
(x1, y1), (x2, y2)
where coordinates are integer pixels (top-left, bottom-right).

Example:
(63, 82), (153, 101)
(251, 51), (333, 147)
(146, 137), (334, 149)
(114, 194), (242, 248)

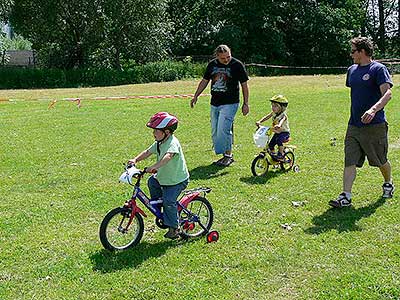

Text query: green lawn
(1, 75), (399, 300)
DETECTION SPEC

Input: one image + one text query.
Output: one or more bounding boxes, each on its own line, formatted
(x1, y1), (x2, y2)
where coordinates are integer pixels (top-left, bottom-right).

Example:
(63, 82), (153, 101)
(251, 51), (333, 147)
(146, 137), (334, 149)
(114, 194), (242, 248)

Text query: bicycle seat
(283, 138), (297, 150)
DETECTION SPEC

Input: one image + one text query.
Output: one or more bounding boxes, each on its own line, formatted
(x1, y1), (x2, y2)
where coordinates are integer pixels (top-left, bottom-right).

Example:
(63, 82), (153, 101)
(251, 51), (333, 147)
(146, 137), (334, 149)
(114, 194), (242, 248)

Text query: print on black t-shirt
(211, 67), (231, 93)
(203, 57), (249, 106)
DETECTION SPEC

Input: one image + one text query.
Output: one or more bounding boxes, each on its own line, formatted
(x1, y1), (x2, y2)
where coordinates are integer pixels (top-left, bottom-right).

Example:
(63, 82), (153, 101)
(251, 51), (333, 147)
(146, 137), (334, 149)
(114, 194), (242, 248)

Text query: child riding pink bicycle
(99, 112), (219, 250)
(127, 112), (189, 240)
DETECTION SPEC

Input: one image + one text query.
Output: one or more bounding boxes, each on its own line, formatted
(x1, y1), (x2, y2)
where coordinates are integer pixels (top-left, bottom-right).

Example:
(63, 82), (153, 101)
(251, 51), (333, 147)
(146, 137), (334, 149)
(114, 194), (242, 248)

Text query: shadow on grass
(239, 170), (283, 185)
(189, 163), (229, 180)
(305, 196), (386, 234)
(90, 240), (179, 272)
(91, 238), (200, 272)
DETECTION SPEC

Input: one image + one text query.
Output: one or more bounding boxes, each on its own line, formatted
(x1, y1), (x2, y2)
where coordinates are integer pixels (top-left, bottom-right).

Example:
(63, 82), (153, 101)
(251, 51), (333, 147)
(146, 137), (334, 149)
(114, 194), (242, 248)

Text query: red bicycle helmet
(146, 112), (178, 132)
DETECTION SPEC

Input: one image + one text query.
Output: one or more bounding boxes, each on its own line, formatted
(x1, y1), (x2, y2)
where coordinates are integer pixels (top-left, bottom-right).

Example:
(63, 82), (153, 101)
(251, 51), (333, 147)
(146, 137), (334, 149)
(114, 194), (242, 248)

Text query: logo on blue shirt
(362, 73), (370, 81)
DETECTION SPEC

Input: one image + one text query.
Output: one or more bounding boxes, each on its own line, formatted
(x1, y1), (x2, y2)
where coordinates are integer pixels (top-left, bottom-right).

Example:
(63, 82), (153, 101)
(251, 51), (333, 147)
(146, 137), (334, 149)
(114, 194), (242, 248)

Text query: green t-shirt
(148, 135), (189, 186)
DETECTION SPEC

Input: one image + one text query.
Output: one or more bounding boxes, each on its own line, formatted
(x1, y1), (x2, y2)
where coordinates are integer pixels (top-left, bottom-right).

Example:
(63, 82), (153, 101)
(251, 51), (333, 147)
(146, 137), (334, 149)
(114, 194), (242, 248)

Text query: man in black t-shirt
(190, 45), (249, 166)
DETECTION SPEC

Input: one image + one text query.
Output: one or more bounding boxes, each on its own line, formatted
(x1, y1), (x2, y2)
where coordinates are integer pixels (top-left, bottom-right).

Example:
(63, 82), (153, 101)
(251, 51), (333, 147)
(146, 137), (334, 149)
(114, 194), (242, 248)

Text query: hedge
(0, 61), (206, 89)
(2, 60), (396, 89)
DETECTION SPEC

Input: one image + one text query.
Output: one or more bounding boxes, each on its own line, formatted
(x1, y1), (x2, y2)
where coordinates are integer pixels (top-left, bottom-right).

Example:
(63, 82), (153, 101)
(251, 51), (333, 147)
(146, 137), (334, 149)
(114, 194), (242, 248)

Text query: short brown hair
(214, 45), (231, 56)
(351, 37), (374, 57)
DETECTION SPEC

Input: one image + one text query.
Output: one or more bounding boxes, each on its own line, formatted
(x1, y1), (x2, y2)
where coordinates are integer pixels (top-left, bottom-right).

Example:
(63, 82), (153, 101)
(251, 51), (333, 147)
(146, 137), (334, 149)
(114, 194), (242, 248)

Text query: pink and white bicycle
(99, 164), (219, 251)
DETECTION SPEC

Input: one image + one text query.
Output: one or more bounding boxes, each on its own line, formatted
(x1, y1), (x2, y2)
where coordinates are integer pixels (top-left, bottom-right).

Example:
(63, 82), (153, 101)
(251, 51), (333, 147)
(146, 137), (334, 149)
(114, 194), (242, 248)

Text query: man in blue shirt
(330, 37), (394, 208)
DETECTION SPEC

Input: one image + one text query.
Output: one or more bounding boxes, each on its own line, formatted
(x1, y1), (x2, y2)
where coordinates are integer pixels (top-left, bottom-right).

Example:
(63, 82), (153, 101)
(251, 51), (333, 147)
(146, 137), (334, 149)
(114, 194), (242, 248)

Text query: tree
(168, 0), (365, 66)
(363, 0), (399, 57)
(377, 0), (385, 53)
(167, 0), (227, 57)
(0, 0), (14, 65)
(216, 0), (286, 63)
(10, 0), (105, 68)
(0, 0), (13, 21)
(96, 0), (171, 69)
(277, 0), (364, 66)
(10, 0), (171, 69)
(216, 0), (364, 66)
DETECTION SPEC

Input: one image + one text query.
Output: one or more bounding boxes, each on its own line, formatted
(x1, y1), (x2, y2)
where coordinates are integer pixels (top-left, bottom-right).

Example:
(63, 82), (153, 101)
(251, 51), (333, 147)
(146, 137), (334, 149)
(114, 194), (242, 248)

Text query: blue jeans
(147, 175), (188, 228)
(210, 103), (239, 155)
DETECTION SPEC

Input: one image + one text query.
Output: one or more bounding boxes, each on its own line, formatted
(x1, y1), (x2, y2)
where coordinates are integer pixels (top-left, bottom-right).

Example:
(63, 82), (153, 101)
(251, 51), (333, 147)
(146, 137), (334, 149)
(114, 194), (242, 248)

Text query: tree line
(1, 0), (399, 70)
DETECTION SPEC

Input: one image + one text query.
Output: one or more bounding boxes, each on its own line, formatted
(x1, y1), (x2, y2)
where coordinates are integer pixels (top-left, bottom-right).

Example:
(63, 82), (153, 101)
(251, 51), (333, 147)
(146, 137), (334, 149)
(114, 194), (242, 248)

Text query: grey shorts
(344, 123), (388, 168)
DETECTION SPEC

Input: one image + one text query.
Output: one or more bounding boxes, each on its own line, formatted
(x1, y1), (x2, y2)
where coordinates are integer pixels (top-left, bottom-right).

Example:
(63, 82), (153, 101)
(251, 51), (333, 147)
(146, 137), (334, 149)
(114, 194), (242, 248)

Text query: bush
(0, 67), (67, 89)
(0, 60), (205, 89)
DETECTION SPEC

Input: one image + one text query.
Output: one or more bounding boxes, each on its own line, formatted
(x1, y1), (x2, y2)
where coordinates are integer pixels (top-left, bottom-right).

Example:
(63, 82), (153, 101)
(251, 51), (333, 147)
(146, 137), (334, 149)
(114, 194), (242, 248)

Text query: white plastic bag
(253, 126), (270, 148)
(119, 165), (141, 184)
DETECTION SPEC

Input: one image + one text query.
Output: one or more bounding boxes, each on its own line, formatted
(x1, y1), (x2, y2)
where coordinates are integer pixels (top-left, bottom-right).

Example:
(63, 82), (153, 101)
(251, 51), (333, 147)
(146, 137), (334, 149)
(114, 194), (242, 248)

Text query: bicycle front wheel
(251, 155), (269, 176)
(179, 196), (213, 238)
(99, 207), (144, 251)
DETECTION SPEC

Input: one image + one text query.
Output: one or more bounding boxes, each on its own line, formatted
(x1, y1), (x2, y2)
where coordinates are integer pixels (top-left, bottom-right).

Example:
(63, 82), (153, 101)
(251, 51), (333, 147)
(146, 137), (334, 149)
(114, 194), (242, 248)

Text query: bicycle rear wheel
(280, 151), (295, 172)
(99, 207), (144, 251)
(179, 196), (213, 238)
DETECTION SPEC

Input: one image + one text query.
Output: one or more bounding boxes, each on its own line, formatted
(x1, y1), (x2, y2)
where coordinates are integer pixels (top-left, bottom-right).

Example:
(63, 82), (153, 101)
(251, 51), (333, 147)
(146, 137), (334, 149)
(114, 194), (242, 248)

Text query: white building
(1, 22), (13, 39)
(1, 22), (35, 66)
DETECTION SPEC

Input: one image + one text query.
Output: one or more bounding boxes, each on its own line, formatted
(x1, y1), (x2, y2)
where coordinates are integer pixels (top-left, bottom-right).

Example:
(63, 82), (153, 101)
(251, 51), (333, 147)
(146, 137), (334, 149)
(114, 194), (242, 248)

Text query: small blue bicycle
(99, 164), (219, 251)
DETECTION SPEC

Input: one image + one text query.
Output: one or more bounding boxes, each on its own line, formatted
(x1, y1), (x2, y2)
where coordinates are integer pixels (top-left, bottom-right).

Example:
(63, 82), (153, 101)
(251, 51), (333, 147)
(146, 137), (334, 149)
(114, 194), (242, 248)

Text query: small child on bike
(128, 112), (189, 239)
(255, 95), (290, 160)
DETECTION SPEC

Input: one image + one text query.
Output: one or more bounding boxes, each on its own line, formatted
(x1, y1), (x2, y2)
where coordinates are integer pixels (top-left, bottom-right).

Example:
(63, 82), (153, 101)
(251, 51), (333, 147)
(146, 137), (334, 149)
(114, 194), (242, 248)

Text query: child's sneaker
(164, 227), (180, 239)
(382, 182), (395, 198)
(328, 192), (352, 208)
(276, 152), (284, 161)
(269, 151), (278, 161)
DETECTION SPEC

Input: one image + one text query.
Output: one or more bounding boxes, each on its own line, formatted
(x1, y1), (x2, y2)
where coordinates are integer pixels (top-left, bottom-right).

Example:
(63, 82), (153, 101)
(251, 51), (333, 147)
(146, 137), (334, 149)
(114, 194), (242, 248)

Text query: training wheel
(206, 230), (219, 243)
(293, 165), (300, 172)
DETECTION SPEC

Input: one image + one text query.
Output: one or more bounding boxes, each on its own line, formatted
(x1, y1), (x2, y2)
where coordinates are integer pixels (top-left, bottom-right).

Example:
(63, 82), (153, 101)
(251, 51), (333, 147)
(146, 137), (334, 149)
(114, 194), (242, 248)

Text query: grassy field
(1, 75), (399, 300)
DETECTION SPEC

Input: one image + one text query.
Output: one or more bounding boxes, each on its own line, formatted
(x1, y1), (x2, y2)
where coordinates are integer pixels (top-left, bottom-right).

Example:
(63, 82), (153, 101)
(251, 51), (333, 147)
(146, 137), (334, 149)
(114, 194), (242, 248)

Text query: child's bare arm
(128, 149), (152, 165)
(256, 112), (273, 126)
(273, 115), (287, 132)
(147, 152), (175, 173)
(277, 115), (286, 127)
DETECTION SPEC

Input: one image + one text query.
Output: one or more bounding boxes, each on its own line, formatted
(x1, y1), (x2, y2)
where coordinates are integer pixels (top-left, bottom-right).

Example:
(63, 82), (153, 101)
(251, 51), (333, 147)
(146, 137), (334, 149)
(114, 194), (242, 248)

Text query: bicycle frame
(255, 127), (295, 159)
(123, 170), (209, 227)
(258, 143), (295, 165)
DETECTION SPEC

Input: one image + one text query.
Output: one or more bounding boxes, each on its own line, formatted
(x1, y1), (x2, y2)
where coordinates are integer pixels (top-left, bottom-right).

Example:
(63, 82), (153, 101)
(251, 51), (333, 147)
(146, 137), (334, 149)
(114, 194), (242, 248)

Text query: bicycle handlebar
(125, 163), (156, 176)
